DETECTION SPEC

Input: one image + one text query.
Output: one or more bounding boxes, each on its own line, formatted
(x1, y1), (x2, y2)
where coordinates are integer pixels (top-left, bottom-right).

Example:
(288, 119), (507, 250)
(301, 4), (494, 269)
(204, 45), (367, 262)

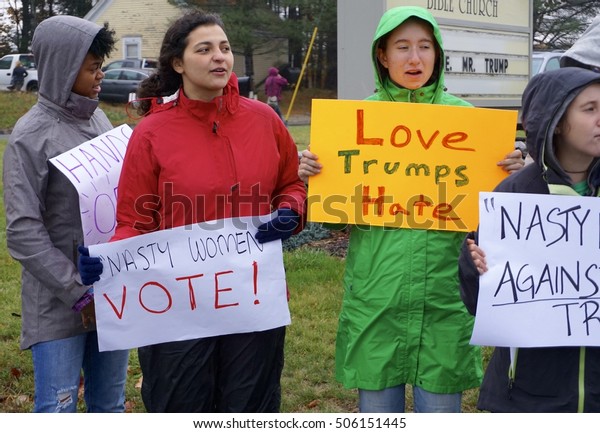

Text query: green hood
(370, 6), (457, 105)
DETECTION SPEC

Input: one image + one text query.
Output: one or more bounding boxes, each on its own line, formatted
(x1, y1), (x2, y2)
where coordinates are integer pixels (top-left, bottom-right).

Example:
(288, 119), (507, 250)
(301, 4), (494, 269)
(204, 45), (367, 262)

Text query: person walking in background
(298, 6), (525, 413)
(3, 16), (129, 413)
(79, 10), (306, 413)
(459, 67), (600, 412)
(265, 66), (288, 122)
(10, 61), (28, 92)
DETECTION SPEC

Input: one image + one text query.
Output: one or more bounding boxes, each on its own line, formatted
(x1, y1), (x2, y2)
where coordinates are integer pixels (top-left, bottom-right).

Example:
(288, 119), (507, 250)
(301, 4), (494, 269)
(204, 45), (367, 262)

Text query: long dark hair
(136, 10), (226, 115)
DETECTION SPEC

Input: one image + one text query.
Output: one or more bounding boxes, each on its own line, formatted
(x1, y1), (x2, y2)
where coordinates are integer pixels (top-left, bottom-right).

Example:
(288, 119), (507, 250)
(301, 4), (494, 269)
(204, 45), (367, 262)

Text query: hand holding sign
(298, 149), (322, 184)
(78, 245), (103, 285)
(255, 208), (299, 243)
(466, 238), (487, 274)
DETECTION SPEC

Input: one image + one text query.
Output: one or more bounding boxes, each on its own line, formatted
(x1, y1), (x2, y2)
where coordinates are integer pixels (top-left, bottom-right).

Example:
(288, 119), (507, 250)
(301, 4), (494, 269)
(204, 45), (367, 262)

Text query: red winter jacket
(112, 74), (305, 240)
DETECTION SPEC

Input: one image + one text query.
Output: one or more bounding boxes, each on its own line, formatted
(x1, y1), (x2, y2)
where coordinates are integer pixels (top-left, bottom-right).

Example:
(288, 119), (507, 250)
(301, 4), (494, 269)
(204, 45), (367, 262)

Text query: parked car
(99, 68), (150, 103)
(102, 58), (157, 72)
(0, 53), (39, 92)
(531, 50), (564, 77)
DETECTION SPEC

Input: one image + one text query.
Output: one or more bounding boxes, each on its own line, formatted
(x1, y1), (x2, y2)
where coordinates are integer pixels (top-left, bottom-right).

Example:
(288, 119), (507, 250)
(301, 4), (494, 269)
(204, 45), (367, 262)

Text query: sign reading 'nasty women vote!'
(308, 99), (518, 232)
(88, 214), (290, 352)
(472, 192), (600, 347)
(49, 125), (132, 245)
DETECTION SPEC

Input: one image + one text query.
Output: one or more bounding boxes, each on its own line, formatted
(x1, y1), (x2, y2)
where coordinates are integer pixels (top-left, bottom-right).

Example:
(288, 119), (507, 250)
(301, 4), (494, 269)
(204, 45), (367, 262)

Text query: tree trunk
(19, 0), (32, 52)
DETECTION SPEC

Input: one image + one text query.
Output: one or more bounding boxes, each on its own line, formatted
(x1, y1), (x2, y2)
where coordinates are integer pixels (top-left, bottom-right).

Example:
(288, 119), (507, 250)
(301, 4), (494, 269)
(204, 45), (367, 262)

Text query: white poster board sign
(471, 192), (600, 347)
(88, 215), (290, 352)
(49, 125), (132, 245)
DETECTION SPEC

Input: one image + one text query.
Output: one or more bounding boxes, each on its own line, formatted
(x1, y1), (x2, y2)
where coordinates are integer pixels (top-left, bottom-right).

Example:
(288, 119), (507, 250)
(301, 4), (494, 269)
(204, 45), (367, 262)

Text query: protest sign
(308, 99), (517, 232)
(471, 192), (600, 347)
(88, 214), (290, 352)
(49, 124), (132, 245)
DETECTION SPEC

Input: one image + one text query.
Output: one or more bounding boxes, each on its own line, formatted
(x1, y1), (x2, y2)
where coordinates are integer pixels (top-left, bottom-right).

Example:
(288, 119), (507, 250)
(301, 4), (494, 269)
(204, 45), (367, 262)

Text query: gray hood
(32, 15), (103, 108)
(560, 15), (600, 70)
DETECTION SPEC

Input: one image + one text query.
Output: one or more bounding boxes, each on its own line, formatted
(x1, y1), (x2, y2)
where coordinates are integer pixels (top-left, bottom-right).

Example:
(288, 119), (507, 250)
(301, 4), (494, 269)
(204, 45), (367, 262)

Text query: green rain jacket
(335, 6), (483, 393)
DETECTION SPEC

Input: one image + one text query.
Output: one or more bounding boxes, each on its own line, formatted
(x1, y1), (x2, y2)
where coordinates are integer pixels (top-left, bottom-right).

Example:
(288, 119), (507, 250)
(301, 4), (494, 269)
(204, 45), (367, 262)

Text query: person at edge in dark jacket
(78, 10), (306, 413)
(298, 6), (525, 413)
(3, 16), (129, 412)
(458, 67), (600, 412)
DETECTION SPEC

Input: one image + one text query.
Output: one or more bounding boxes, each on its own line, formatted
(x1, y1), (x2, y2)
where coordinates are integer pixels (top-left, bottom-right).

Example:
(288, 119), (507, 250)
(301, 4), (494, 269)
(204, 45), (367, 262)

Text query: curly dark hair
(136, 9), (226, 115)
(89, 22), (117, 60)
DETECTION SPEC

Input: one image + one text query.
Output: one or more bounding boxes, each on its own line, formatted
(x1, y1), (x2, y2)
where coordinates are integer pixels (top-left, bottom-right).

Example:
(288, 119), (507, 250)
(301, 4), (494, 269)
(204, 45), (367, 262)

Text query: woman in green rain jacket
(299, 6), (524, 412)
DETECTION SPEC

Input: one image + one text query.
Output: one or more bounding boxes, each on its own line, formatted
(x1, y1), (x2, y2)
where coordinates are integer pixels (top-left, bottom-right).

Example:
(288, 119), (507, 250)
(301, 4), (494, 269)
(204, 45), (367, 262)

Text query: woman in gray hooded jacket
(3, 16), (129, 412)
(459, 67), (600, 412)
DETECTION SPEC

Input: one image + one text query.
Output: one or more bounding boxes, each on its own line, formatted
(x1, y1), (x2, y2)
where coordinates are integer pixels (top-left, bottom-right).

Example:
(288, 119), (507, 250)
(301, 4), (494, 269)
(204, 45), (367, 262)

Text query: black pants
(138, 327), (285, 412)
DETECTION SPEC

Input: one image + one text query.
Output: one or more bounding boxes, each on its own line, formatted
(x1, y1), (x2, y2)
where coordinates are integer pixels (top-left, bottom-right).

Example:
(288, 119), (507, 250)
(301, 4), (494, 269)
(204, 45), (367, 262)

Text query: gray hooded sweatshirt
(561, 15), (600, 70)
(3, 16), (112, 349)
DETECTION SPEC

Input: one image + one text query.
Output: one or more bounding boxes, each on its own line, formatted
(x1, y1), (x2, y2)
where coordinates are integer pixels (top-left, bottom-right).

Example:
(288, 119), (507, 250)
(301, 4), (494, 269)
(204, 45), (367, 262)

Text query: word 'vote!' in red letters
(101, 261), (260, 319)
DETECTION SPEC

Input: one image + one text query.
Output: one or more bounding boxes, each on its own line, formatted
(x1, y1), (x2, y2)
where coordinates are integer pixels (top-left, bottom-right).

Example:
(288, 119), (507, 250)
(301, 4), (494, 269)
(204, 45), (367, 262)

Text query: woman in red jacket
(80, 10), (305, 412)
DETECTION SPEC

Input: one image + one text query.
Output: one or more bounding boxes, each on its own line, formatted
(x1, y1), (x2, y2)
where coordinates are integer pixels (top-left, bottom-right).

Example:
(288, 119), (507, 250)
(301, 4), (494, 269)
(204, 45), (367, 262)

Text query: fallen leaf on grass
(125, 400), (136, 413)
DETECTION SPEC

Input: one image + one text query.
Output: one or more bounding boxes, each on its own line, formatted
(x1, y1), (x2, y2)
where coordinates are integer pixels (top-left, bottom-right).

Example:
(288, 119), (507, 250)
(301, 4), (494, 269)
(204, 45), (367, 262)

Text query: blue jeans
(359, 385), (462, 413)
(31, 331), (129, 413)
(268, 102), (285, 122)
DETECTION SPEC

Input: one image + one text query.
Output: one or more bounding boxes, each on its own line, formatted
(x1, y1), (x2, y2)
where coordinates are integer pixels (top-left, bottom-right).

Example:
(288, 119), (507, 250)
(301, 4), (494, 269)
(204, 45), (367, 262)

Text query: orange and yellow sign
(307, 99), (518, 232)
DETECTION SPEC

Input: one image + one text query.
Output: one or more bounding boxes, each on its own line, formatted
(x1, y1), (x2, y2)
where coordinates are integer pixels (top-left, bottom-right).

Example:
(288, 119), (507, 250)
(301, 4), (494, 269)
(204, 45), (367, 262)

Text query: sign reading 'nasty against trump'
(472, 192), (600, 347)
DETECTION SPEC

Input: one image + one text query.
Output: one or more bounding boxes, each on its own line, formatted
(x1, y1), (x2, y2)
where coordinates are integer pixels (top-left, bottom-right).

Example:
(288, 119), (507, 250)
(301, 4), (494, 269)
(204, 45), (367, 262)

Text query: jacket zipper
(507, 347), (518, 400)
(578, 346), (585, 412)
(212, 106), (239, 215)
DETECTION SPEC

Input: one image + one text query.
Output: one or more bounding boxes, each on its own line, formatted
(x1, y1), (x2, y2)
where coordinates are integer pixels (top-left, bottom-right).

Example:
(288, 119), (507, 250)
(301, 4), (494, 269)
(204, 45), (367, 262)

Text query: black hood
(522, 67), (600, 188)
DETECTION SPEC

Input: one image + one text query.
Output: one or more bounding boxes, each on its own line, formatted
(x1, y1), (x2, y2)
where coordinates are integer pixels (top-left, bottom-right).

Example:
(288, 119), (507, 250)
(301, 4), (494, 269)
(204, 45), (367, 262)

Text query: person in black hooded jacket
(458, 67), (600, 412)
